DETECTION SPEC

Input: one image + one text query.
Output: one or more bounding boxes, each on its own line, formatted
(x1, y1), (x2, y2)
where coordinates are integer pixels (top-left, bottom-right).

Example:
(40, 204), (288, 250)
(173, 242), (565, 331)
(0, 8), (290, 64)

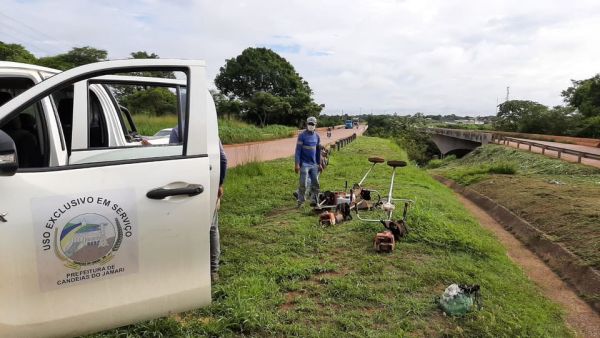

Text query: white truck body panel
(0, 59), (218, 337)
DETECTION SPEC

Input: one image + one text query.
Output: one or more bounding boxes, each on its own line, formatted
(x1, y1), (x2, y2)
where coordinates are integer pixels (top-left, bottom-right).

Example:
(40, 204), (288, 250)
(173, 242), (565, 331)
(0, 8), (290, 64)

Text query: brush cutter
(356, 160), (414, 223)
(314, 156), (385, 211)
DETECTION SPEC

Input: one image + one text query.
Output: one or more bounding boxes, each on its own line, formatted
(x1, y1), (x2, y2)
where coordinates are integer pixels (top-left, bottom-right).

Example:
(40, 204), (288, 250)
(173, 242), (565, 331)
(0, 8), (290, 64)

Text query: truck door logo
(32, 190), (139, 291)
(0, 213), (6, 222)
(54, 213), (122, 269)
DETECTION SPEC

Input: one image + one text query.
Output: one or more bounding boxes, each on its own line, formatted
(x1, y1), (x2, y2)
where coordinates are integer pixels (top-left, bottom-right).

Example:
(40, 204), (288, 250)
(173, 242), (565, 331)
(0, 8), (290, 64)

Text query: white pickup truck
(0, 60), (221, 337)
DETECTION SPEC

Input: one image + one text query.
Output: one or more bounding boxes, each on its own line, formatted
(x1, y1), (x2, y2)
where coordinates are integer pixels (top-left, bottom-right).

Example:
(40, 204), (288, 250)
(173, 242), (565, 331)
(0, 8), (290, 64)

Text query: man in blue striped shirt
(295, 116), (322, 207)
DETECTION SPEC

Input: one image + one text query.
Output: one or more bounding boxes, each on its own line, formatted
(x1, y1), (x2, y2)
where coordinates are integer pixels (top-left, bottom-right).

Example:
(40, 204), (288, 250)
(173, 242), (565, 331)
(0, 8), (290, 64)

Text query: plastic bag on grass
(438, 284), (481, 316)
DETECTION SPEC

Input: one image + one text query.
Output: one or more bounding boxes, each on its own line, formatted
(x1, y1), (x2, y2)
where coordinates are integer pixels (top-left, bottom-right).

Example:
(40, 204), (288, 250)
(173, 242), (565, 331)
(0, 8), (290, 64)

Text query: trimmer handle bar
(387, 160), (407, 168)
(368, 157), (385, 164)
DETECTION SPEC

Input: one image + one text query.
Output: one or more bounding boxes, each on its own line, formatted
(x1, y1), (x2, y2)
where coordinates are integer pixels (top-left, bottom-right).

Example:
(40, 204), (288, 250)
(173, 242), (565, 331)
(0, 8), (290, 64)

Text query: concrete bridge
(425, 128), (493, 156)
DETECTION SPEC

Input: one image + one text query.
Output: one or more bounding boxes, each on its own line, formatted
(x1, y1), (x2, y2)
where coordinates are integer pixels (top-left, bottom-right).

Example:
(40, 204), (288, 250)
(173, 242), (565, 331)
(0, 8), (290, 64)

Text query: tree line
(495, 76), (600, 138)
(1, 42), (323, 128)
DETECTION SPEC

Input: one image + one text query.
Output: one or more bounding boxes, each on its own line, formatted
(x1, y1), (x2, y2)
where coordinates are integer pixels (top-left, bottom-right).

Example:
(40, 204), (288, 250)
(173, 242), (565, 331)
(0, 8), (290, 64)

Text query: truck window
(0, 76), (36, 101)
(89, 91), (108, 148)
(0, 77), (49, 168)
(66, 71), (188, 165)
(102, 80), (183, 143)
(52, 86), (74, 153)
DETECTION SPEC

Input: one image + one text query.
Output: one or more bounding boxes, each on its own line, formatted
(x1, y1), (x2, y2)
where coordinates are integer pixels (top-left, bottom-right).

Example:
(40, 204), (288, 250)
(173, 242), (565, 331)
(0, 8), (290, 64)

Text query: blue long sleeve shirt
(295, 130), (321, 166)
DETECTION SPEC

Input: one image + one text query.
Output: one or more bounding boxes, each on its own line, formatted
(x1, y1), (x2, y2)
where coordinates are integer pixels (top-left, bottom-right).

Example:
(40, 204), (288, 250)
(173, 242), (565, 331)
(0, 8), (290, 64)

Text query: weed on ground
(91, 138), (572, 337)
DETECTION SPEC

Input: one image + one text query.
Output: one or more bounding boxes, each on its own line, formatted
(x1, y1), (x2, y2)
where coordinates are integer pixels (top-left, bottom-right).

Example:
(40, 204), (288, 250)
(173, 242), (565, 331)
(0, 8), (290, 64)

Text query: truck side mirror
(0, 129), (18, 176)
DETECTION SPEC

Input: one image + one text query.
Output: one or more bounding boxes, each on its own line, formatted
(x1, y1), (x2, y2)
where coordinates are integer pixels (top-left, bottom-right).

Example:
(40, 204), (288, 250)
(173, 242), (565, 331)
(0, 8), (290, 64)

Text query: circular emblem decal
(58, 213), (117, 265)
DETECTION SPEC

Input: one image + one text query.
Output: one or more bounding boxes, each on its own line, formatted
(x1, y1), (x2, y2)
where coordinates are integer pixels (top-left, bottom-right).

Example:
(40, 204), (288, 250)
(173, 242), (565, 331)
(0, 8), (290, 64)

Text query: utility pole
(496, 96), (499, 114)
(505, 86), (510, 102)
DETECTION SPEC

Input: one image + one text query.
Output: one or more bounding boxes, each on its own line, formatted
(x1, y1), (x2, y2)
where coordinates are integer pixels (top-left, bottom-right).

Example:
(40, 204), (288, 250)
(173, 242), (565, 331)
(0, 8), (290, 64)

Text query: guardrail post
(528, 144), (532, 151)
(577, 154), (582, 163)
(516, 142), (520, 149)
(542, 146), (546, 154)
(557, 150), (562, 159)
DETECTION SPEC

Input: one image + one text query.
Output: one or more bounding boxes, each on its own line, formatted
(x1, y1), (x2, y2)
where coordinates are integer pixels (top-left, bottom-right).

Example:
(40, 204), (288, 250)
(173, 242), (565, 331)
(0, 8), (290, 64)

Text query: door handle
(146, 184), (204, 200)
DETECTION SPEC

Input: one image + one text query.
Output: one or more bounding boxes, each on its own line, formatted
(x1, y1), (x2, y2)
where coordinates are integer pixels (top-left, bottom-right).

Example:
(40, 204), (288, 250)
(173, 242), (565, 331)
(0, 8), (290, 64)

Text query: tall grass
(449, 145), (599, 176)
(132, 114), (177, 136)
(218, 118), (296, 144)
(131, 115), (297, 143)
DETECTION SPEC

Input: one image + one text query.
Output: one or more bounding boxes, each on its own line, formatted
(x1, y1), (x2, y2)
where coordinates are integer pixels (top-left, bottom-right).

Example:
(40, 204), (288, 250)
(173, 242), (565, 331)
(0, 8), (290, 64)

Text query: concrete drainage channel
(433, 175), (600, 313)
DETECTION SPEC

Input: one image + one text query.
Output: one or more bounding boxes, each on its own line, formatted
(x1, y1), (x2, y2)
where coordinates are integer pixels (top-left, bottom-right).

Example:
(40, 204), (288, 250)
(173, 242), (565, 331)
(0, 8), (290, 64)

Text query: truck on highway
(345, 119), (353, 129)
(0, 59), (220, 337)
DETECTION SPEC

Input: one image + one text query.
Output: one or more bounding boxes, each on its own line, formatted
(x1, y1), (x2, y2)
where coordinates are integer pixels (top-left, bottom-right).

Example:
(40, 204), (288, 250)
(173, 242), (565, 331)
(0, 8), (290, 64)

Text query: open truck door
(0, 59), (218, 337)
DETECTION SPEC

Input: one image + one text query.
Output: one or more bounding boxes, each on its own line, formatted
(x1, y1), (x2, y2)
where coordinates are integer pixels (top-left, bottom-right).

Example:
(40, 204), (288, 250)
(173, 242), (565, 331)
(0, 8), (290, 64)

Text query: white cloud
(2, 0), (600, 115)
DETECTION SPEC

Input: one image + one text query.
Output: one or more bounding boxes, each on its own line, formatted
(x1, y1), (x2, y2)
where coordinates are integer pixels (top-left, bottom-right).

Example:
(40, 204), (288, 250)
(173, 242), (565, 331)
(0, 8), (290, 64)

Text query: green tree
(214, 47), (323, 127)
(0, 41), (37, 63)
(365, 114), (438, 164)
(211, 89), (242, 119)
(120, 87), (177, 116)
(130, 51), (159, 59)
(244, 92), (291, 127)
(215, 47), (305, 100)
(562, 74), (600, 118)
(494, 100), (549, 132)
(37, 46), (107, 70)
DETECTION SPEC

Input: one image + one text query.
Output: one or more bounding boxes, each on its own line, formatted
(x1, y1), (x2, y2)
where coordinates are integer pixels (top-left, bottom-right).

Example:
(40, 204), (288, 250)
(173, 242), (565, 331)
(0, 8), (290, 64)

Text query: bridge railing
(493, 135), (600, 163)
(426, 128), (600, 163)
(425, 127), (493, 144)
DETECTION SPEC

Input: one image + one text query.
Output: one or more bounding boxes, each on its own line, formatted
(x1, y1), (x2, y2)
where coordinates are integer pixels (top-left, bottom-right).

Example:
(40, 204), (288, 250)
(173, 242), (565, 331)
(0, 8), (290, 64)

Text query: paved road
(504, 138), (600, 169)
(224, 126), (367, 168)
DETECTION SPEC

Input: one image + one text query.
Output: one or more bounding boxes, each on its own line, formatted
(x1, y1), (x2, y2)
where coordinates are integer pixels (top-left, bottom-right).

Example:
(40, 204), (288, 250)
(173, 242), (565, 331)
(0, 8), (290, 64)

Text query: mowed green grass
(91, 137), (572, 337)
(432, 144), (600, 272)
(132, 115), (296, 144)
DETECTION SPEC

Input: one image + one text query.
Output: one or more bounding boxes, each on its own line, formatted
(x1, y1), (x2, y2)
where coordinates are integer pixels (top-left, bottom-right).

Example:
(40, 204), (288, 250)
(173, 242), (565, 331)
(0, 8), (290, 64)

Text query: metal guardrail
(426, 127), (600, 163)
(492, 135), (600, 163)
(332, 133), (357, 151)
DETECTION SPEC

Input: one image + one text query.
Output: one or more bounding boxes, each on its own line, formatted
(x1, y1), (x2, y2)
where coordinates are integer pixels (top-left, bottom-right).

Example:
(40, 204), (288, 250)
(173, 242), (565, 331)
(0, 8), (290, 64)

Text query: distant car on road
(154, 128), (173, 137)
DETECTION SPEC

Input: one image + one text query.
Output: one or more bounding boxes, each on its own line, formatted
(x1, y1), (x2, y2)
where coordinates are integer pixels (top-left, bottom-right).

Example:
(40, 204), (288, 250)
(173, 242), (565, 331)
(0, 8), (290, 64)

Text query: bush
(488, 162), (517, 175)
(427, 159), (445, 169)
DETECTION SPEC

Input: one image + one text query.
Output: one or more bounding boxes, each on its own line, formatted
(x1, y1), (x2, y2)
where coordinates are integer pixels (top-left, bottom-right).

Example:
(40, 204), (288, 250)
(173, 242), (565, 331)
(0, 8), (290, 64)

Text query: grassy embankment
(92, 137), (571, 337)
(430, 144), (600, 273)
(132, 115), (296, 144)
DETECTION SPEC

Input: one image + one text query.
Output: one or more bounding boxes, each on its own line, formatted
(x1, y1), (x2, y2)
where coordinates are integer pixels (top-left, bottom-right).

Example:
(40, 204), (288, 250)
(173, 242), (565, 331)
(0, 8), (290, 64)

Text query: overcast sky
(2, 0), (600, 116)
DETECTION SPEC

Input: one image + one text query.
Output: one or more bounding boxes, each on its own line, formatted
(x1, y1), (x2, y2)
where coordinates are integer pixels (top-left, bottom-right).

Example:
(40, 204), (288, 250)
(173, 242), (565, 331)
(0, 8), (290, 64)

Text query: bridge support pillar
(430, 134), (482, 156)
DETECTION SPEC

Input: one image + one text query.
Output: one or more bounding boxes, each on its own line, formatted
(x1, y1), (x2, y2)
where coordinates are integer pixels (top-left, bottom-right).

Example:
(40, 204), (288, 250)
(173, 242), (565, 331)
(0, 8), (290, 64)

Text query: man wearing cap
(295, 116), (322, 207)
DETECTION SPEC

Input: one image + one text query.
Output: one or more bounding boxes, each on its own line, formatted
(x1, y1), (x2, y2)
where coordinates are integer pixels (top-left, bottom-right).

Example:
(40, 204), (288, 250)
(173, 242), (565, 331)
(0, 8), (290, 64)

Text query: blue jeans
(298, 163), (320, 203)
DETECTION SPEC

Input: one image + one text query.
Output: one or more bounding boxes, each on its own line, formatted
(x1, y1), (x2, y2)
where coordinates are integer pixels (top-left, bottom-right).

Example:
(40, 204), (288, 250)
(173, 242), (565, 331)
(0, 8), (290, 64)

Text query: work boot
(296, 201), (303, 209)
(293, 191), (298, 199)
(211, 271), (219, 283)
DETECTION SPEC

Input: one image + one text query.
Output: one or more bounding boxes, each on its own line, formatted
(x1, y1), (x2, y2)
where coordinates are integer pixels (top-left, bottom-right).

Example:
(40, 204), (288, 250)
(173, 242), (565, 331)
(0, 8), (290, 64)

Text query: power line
(0, 11), (62, 55)
(0, 21), (56, 55)
(0, 11), (57, 42)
